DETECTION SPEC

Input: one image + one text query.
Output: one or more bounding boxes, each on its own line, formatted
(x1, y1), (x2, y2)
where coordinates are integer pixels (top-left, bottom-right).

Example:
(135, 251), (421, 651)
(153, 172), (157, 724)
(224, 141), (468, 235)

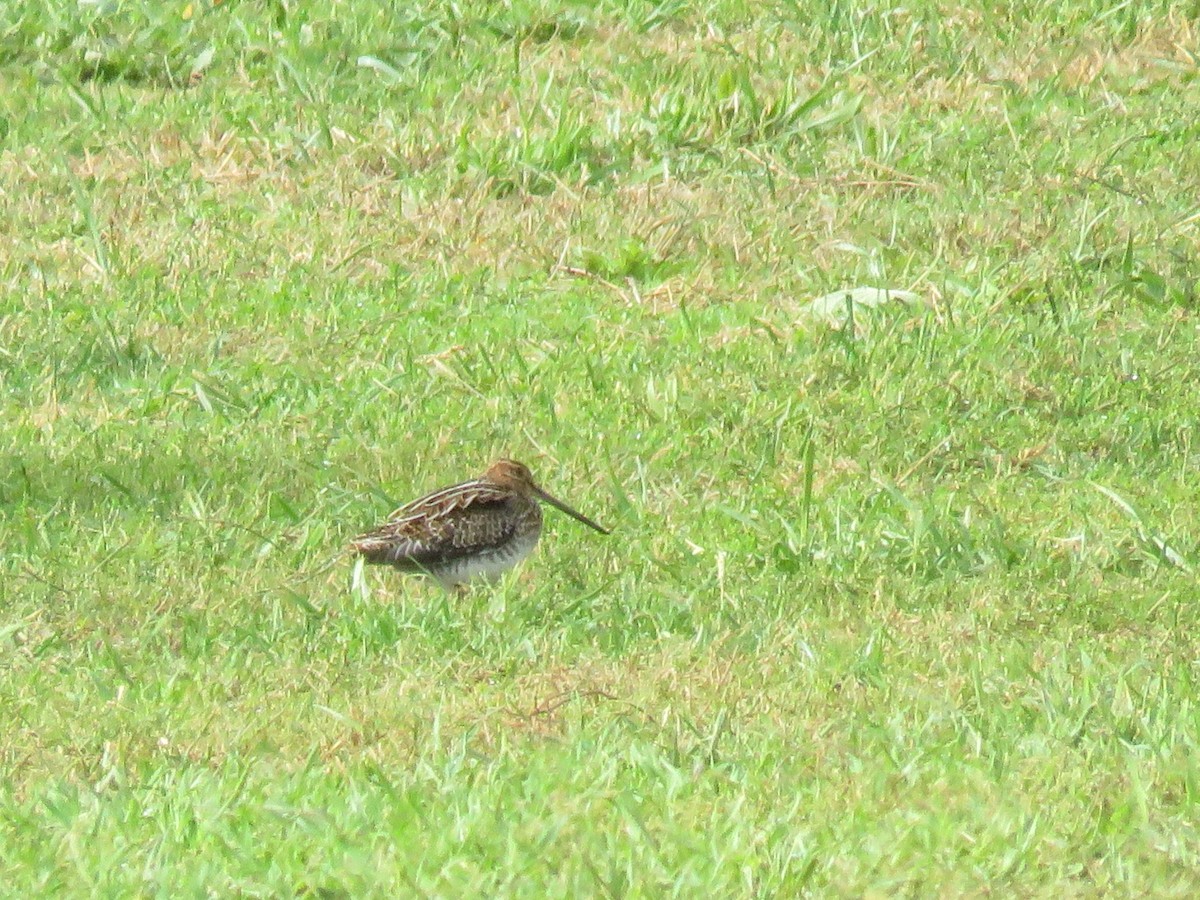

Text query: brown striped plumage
(351, 459), (608, 590)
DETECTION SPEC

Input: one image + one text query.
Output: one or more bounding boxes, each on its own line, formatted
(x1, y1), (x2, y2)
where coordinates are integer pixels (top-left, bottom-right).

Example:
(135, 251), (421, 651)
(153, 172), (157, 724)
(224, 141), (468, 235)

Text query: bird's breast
(439, 528), (541, 587)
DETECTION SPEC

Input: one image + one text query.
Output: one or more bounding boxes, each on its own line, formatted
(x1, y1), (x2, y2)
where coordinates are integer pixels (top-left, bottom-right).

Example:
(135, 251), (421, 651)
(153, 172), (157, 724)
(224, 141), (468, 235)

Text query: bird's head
(483, 458), (536, 490)
(483, 458), (609, 535)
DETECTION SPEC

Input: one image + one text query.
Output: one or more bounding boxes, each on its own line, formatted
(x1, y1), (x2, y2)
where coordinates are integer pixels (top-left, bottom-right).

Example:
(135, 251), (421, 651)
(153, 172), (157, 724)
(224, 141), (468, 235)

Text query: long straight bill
(535, 487), (610, 534)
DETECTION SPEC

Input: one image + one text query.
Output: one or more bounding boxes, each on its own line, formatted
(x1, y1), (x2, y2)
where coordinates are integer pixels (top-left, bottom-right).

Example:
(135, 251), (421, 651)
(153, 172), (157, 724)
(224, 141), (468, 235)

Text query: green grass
(3, 0), (1200, 893)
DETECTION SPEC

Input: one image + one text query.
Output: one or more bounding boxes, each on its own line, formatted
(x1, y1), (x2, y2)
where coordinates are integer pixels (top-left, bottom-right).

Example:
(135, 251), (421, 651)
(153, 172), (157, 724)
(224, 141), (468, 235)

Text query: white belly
(436, 532), (539, 589)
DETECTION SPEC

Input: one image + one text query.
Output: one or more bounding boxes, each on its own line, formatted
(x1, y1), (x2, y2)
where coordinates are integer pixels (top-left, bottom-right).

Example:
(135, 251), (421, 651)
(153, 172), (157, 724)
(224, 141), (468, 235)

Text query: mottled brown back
(351, 478), (542, 573)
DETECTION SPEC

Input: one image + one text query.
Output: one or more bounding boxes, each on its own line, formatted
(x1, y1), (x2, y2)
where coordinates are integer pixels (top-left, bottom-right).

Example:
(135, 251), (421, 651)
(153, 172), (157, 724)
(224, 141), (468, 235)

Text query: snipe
(351, 459), (609, 590)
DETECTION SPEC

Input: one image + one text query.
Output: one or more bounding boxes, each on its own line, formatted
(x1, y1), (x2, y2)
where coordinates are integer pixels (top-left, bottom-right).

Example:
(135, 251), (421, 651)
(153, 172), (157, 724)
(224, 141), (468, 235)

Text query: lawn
(2, 0), (1200, 894)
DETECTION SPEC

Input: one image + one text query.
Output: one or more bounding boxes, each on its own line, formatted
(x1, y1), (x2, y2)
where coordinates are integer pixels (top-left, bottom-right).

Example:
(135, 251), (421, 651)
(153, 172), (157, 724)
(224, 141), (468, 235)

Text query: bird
(351, 459), (609, 590)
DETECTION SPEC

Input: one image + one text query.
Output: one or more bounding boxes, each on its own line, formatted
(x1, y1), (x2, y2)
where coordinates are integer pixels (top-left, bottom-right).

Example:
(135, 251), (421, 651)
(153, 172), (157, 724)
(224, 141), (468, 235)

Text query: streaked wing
(352, 479), (521, 570)
(385, 478), (510, 525)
